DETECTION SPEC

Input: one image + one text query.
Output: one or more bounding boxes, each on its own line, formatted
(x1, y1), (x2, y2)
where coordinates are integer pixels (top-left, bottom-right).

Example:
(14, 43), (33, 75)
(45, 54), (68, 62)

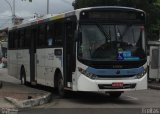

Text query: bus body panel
(17, 50), (30, 81)
(74, 61), (147, 92)
(36, 48), (63, 87)
(8, 50), (30, 81)
(77, 73), (147, 92)
(8, 50), (18, 78)
(36, 49), (45, 85)
(33, 48), (63, 87)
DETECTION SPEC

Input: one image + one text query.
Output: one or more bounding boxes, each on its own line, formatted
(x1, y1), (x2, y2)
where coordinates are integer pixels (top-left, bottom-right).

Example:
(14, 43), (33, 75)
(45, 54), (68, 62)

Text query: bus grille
(97, 75), (135, 78)
(98, 84), (136, 89)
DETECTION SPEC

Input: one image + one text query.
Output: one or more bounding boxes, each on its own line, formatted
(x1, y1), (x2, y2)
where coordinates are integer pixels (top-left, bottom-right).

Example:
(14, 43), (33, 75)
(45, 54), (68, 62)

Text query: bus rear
(75, 7), (147, 97)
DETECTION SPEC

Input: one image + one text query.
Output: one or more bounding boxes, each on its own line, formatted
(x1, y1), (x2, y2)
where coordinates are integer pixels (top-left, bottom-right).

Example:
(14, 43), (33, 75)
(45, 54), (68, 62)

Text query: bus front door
(64, 21), (76, 88)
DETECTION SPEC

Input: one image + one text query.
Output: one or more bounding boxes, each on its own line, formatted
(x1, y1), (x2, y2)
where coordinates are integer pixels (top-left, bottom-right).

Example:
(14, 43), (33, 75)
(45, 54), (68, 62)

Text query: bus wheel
(57, 73), (66, 97)
(20, 68), (26, 85)
(109, 92), (122, 98)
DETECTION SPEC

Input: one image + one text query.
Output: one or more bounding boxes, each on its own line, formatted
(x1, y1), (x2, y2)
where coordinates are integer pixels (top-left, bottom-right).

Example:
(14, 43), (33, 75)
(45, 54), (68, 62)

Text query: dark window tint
(38, 25), (46, 47)
(47, 23), (54, 47)
(19, 30), (25, 48)
(25, 28), (31, 48)
(8, 31), (14, 49)
(14, 31), (19, 49)
(54, 22), (63, 46)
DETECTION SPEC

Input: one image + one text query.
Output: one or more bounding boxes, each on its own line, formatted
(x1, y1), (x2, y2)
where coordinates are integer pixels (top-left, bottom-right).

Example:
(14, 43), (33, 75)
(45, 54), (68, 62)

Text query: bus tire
(109, 92), (122, 98)
(20, 68), (26, 85)
(57, 73), (67, 97)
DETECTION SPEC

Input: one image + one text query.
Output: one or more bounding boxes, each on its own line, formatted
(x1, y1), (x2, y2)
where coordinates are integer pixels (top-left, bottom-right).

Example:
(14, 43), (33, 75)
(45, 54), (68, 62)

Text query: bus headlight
(136, 67), (147, 79)
(78, 67), (97, 79)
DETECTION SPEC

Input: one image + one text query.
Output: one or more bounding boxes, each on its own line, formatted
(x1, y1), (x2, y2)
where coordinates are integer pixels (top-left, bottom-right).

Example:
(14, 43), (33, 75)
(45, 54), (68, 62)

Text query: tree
(73, 0), (160, 40)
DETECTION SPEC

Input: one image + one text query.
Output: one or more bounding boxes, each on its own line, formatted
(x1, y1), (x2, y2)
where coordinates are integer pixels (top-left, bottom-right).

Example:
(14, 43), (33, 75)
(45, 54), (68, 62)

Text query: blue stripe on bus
(86, 67), (144, 76)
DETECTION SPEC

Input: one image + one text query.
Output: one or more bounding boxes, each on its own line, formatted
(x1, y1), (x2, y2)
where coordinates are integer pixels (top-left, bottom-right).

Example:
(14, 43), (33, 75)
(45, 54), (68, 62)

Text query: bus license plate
(112, 82), (124, 87)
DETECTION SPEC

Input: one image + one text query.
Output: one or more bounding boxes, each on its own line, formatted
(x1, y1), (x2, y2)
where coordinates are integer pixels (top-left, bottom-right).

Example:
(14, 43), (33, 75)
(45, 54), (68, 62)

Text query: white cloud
(0, 11), (12, 28)
(0, 11), (12, 18)
(16, 11), (33, 18)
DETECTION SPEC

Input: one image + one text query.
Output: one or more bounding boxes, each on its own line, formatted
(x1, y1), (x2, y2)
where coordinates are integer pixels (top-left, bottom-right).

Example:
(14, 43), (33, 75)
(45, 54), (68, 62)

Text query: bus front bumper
(77, 74), (147, 92)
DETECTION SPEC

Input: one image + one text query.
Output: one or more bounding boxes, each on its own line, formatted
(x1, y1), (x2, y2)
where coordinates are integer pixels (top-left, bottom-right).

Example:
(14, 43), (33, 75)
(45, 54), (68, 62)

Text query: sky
(0, 0), (74, 29)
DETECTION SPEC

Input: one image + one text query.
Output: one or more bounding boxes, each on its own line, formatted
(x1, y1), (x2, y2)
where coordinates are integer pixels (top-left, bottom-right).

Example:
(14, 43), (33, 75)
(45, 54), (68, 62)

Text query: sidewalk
(0, 68), (51, 111)
(148, 81), (160, 90)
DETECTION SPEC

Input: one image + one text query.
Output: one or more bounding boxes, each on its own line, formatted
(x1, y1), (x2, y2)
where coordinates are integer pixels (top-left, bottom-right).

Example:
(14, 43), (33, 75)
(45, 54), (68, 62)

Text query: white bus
(8, 6), (147, 98)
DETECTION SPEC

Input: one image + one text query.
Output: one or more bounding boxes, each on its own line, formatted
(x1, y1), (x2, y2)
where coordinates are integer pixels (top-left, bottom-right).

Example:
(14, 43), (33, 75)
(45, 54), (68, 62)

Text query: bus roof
(76, 6), (144, 12)
(9, 11), (76, 30)
(8, 6), (145, 31)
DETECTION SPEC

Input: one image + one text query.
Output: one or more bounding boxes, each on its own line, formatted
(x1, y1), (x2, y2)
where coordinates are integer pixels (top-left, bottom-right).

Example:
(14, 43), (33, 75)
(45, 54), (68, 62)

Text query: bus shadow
(53, 91), (140, 105)
(26, 84), (139, 105)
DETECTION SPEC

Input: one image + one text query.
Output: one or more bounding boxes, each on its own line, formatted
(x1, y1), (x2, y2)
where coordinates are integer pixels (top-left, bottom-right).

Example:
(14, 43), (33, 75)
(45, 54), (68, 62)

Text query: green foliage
(73, 0), (160, 40)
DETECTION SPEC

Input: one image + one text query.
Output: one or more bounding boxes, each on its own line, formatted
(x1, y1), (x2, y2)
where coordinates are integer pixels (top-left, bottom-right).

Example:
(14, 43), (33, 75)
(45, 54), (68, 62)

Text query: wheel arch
(54, 68), (63, 88)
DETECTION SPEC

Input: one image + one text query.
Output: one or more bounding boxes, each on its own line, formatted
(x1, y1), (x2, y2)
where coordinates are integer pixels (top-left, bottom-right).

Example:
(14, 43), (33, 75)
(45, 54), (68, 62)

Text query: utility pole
(12, 0), (16, 25)
(3, 0), (15, 25)
(47, 0), (49, 14)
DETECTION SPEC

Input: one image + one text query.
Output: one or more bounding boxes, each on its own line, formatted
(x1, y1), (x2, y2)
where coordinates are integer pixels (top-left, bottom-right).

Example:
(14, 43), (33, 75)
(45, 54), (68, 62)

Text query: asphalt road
(18, 89), (160, 114)
(18, 108), (145, 114)
(1, 68), (160, 114)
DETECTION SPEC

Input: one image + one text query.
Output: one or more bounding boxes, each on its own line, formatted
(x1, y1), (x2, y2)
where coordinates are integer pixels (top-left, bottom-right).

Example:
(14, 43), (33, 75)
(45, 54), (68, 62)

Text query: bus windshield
(78, 24), (146, 61)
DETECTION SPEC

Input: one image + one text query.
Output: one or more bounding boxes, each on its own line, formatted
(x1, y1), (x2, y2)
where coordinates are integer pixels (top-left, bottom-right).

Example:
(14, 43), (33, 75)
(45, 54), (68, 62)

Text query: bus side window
(20, 29), (25, 49)
(38, 24), (47, 48)
(47, 23), (54, 47)
(8, 31), (13, 49)
(54, 22), (63, 47)
(14, 31), (19, 49)
(25, 28), (31, 49)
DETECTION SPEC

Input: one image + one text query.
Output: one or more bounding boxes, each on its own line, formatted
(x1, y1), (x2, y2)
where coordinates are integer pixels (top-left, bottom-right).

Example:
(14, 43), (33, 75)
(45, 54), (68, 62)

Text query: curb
(148, 84), (160, 90)
(5, 93), (52, 109)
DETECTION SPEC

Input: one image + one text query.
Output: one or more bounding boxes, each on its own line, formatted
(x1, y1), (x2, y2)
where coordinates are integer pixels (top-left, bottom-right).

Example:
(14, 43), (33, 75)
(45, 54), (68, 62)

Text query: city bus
(8, 6), (147, 98)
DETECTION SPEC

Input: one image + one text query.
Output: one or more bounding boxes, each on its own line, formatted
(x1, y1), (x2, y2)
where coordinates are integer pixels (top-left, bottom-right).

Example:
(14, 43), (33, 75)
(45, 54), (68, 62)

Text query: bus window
(8, 31), (14, 49)
(20, 30), (25, 49)
(54, 22), (63, 47)
(14, 31), (19, 49)
(25, 28), (31, 49)
(47, 23), (54, 47)
(38, 25), (47, 48)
